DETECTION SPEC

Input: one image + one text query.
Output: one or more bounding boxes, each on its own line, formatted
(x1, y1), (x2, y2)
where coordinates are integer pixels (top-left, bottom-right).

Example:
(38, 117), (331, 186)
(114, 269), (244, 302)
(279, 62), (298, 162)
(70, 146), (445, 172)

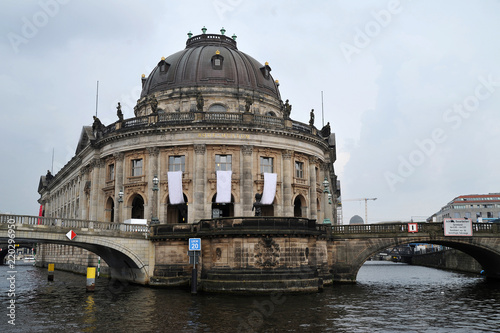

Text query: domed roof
(140, 32), (281, 100)
(349, 215), (364, 225)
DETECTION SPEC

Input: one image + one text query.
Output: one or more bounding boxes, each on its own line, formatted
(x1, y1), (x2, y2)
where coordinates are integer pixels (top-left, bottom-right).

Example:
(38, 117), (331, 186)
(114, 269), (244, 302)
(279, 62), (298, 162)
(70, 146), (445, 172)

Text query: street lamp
(323, 177), (332, 204)
(152, 175), (159, 191)
(118, 189), (124, 203)
(151, 175), (159, 224)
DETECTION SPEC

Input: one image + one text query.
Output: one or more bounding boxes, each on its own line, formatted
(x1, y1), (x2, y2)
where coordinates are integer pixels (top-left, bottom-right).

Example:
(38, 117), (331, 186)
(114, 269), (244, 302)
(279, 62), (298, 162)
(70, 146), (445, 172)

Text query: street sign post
(188, 238), (201, 294)
(444, 218), (473, 236)
(189, 238), (201, 251)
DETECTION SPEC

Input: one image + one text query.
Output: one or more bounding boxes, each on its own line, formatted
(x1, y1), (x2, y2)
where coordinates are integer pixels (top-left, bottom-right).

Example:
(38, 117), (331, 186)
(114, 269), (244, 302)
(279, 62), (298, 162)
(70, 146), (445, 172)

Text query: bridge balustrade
(0, 214), (147, 234)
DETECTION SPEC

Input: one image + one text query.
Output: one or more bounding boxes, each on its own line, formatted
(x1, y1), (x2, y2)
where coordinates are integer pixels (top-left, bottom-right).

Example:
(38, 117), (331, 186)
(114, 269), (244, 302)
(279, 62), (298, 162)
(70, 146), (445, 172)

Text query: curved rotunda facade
(38, 31), (338, 226)
(37, 29), (339, 292)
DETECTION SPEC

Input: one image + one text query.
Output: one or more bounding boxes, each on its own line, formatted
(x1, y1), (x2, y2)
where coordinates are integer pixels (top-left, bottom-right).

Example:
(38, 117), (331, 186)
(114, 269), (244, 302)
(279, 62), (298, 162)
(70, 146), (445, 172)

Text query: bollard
(86, 267), (96, 292)
(48, 263), (54, 281)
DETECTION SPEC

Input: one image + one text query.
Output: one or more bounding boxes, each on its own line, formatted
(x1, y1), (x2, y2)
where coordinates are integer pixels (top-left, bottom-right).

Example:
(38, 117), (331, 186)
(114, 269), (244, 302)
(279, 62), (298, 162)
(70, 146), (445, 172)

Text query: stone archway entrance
(166, 194), (188, 223)
(105, 197), (114, 222)
(294, 195), (306, 217)
(212, 194), (234, 218)
(131, 195), (145, 219)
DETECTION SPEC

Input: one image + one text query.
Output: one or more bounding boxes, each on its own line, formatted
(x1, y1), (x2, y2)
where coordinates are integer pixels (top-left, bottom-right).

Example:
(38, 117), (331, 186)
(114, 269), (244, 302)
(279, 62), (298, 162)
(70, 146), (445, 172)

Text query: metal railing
(331, 222), (500, 235)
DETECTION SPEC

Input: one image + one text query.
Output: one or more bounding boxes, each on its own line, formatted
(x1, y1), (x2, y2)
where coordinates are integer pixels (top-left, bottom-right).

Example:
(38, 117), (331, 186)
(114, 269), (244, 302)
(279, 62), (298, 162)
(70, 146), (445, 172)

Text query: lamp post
(117, 189), (123, 223)
(151, 175), (159, 225)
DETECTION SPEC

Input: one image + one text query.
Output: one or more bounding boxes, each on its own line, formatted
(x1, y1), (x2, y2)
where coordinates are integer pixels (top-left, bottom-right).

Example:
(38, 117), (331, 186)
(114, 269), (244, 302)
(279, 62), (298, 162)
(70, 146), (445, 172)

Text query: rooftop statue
(321, 122), (331, 137)
(283, 99), (292, 119)
(117, 102), (123, 121)
(309, 109), (315, 126)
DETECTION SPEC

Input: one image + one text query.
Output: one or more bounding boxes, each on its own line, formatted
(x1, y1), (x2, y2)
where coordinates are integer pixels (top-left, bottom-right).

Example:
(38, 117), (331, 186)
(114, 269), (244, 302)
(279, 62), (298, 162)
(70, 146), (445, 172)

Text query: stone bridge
(330, 222), (500, 282)
(0, 214), (153, 284)
(2, 214), (500, 287)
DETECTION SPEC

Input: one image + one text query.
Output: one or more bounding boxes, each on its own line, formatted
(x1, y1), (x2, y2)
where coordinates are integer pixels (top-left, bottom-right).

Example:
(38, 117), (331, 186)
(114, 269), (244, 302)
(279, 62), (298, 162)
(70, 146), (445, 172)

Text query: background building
(429, 193), (500, 222)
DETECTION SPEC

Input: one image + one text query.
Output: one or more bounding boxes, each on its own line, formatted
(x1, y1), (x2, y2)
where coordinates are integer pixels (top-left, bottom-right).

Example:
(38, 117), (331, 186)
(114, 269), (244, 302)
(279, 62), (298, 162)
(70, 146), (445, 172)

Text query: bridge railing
(331, 222), (500, 235)
(0, 214), (148, 234)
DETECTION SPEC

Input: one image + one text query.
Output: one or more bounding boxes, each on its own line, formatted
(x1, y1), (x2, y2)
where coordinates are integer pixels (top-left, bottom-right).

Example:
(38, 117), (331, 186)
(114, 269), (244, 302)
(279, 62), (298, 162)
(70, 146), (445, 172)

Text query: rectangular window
(453, 212), (461, 218)
(216, 154), (232, 171)
(295, 161), (304, 178)
(465, 212), (471, 219)
(260, 157), (273, 174)
(169, 155), (185, 172)
(108, 164), (115, 180)
(131, 159), (143, 176)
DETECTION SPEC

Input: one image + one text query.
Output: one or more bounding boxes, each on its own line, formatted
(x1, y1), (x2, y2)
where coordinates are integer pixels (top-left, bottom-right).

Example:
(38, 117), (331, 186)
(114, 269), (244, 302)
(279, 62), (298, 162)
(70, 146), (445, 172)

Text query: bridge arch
(0, 224), (150, 285)
(332, 235), (500, 283)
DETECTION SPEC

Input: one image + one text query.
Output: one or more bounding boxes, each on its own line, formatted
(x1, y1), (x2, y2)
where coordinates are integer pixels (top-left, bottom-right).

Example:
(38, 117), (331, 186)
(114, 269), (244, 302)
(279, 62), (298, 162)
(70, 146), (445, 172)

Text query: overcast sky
(1, 0), (499, 223)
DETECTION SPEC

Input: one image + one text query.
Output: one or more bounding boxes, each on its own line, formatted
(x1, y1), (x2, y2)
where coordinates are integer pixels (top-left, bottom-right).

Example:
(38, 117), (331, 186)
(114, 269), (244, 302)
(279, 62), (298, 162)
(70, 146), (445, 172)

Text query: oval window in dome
(208, 104), (227, 112)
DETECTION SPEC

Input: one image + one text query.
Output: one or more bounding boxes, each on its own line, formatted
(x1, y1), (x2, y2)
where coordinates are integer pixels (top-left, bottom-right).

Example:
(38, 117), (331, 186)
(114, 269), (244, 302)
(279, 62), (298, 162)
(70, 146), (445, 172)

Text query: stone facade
(36, 30), (339, 292)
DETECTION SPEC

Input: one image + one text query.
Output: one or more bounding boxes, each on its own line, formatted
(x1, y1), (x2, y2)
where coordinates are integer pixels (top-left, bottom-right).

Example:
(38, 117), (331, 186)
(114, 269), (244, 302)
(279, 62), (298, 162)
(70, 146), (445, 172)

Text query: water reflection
(1, 263), (500, 332)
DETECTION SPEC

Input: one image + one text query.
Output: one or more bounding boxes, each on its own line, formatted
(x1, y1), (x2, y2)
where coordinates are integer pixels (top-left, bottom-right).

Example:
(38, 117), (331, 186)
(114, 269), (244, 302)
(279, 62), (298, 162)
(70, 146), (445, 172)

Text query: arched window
(265, 111), (276, 117)
(294, 195), (306, 217)
(166, 194), (188, 224)
(131, 195), (145, 219)
(105, 197), (114, 222)
(208, 104), (227, 112)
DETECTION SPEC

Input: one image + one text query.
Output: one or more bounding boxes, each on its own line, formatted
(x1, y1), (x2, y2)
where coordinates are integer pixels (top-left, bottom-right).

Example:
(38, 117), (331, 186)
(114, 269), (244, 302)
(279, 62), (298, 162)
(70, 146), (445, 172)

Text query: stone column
(241, 145), (253, 216)
(282, 150), (293, 217)
(96, 159), (106, 221)
(193, 144), (206, 222)
(309, 157), (318, 221)
(147, 147), (160, 223)
(79, 167), (90, 220)
(322, 162), (333, 223)
(113, 153), (125, 222)
(89, 159), (100, 220)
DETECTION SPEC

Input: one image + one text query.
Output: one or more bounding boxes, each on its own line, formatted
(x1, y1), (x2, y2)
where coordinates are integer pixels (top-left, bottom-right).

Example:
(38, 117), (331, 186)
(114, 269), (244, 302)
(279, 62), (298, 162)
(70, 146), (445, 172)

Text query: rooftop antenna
(51, 148), (54, 174)
(321, 91), (325, 127)
(95, 80), (99, 117)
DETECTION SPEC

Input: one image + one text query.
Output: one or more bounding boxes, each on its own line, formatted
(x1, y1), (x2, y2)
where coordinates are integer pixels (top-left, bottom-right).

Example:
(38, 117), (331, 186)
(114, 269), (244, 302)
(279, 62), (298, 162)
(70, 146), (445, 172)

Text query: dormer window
(212, 51), (224, 70)
(260, 62), (271, 80)
(158, 57), (170, 74)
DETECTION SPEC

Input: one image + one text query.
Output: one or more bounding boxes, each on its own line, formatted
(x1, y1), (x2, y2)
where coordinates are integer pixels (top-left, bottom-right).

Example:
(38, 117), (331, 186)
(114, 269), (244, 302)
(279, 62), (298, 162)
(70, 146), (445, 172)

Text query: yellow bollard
(86, 267), (96, 292)
(48, 263), (54, 281)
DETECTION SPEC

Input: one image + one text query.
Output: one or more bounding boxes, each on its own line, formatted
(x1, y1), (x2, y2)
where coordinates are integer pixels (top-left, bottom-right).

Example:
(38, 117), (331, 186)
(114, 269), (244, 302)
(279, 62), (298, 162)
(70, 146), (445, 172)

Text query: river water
(1, 262), (499, 332)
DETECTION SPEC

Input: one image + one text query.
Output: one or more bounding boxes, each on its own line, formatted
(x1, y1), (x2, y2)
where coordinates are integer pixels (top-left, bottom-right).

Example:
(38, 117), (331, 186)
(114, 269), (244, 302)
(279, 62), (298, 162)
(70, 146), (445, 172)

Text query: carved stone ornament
(241, 145), (253, 156)
(194, 144), (206, 155)
(254, 237), (280, 268)
(282, 149), (293, 160)
(147, 147), (160, 157)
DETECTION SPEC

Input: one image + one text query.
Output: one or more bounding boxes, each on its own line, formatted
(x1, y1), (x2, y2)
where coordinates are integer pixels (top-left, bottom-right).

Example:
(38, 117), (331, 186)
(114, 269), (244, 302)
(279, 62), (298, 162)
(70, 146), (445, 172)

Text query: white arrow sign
(66, 230), (76, 240)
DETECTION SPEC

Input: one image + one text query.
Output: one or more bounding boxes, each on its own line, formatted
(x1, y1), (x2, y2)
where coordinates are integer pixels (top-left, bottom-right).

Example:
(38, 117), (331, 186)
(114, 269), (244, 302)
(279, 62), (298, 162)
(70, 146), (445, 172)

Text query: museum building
(37, 28), (339, 291)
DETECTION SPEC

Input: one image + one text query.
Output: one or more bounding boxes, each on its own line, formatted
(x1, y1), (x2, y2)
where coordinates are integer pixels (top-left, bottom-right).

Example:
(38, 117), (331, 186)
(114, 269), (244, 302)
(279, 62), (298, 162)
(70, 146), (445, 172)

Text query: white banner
(167, 171), (185, 204)
(261, 173), (277, 205)
(216, 170), (232, 203)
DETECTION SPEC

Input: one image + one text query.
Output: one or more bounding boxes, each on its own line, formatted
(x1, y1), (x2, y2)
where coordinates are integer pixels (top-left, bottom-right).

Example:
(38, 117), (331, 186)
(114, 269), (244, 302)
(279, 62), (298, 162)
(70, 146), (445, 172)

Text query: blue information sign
(189, 238), (201, 251)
